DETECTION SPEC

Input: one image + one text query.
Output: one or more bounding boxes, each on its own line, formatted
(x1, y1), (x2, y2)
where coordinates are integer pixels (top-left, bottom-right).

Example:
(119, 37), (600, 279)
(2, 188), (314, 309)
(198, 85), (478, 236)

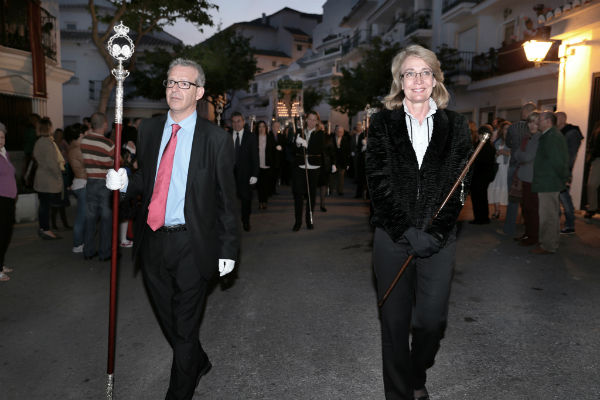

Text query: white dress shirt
(404, 98), (437, 168)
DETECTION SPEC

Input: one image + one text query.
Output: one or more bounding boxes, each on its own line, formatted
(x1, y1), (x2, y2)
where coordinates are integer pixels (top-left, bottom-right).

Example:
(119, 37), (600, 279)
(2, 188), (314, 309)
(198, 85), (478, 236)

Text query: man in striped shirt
(81, 112), (114, 261)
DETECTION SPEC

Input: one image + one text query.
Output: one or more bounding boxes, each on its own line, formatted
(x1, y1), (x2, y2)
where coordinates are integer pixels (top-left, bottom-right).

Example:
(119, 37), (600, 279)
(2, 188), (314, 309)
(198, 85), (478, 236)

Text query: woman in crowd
(65, 123), (87, 253)
(50, 127), (71, 231)
(255, 120), (276, 210)
(585, 121), (600, 220)
(488, 120), (511, 219)
(366, 45), (471, 400)
(318, 125), (336, 211)
(513, 111), (541, 245)
(469, 124), (497, 224)
(32, 117), (63, 240)
(331, 125), (351, 196)
(0, 122), (17, 281)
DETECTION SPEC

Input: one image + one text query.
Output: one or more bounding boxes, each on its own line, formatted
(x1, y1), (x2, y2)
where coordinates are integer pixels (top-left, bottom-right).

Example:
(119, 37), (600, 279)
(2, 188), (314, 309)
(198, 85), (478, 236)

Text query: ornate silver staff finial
(107, 21), (134, 124)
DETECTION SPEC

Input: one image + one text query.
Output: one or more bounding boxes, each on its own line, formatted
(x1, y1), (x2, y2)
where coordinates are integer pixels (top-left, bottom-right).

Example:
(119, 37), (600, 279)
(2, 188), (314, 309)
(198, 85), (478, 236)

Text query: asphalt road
(1, 185), (599, 399)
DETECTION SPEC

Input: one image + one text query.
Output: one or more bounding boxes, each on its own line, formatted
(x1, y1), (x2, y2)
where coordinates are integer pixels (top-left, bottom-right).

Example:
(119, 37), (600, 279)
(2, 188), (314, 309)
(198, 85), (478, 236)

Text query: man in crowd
(503, 102), (536, 237)
(531, 111), (569, 254)
(556, 111), (583, 234)
(106, 58), (239, 400)
(81, 112), (114, 261)
(230, 111), (259, 232)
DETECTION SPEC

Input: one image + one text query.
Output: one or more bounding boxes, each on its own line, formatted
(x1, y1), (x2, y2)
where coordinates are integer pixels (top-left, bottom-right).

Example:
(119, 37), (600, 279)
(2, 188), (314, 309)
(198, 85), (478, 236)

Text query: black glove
(403, 227), (442, 258)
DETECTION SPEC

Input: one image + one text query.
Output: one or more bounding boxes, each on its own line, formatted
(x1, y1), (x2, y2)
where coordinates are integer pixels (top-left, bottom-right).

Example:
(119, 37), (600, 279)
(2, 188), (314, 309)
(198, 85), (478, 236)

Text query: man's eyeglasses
(401, 70), (433, 81)
(163, 79), (199, 89)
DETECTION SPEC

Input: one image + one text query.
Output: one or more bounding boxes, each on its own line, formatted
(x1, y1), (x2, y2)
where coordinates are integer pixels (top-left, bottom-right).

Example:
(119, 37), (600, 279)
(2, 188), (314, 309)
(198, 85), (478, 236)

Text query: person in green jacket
(531, 111), (569, 254)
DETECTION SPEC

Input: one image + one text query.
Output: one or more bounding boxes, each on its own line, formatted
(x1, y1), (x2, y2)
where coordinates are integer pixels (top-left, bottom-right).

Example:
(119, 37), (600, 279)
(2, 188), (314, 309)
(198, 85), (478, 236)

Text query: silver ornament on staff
(105, 21), (134, 400)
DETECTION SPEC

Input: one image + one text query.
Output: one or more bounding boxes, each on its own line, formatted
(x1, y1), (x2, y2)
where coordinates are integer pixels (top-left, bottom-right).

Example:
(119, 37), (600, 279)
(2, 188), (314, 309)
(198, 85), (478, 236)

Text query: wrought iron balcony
(404, 9), (432, 36)
(0, 3), (57, 61)
(442, 0), (483, 14)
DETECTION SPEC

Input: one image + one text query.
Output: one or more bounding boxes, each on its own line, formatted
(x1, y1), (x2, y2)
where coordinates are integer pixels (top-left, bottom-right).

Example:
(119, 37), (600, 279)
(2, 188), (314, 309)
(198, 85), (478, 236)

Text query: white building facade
(59, 0), (182, 126)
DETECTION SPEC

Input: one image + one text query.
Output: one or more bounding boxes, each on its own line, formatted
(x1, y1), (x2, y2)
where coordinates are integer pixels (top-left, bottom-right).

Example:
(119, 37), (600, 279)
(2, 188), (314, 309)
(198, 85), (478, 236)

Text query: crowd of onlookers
(467, 103), (600, 254)
(0, 111), (374, 281)
(1, 106), (599, 281)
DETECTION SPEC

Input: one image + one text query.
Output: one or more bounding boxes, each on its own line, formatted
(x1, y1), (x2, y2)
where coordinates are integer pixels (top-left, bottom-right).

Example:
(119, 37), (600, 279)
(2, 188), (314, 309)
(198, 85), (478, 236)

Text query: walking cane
(378, 133), (491, 308)
(298, 112), (313, 225)
(105, 22), (134, 399)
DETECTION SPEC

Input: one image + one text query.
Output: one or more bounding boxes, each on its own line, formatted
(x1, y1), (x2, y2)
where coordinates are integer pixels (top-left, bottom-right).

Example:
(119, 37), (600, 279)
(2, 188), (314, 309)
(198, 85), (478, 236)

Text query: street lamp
(522, 39), (558, 66)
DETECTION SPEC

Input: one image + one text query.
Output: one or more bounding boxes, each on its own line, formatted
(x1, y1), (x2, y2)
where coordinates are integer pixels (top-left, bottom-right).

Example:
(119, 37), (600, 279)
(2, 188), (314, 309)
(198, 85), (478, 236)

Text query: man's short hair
(231, 111), (244, 120)
(90, 112), (107, 130)
(541, 110), (557, 126)
(168, 58), (205, 87)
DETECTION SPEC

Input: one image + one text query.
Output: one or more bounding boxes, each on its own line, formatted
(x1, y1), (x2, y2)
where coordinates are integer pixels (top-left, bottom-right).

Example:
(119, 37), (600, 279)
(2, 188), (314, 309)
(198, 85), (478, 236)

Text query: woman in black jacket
(366, 45), (471, 400)
(255, 120), (276, 209)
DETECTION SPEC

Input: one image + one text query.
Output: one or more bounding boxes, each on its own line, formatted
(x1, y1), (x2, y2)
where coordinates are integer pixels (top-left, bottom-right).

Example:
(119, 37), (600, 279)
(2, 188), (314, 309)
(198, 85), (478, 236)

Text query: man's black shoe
(84, 252), (98, 260)
(292, 222), (301, 231)
(306, 223), (314, 230)
(195, 360), (212, 388)
(243, 222), (250, 232)
(320, 206), (327, 212)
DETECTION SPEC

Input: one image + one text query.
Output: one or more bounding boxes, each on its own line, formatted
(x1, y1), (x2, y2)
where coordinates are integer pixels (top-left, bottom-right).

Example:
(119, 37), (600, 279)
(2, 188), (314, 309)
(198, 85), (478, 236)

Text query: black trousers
(373, 228), (455, 400)
(257, 168), (272, 203)
(0, 196), (16, 267)
(292, 167), (318, 225)
(470, 181), (490, 222)
(141, 227), (210, 400)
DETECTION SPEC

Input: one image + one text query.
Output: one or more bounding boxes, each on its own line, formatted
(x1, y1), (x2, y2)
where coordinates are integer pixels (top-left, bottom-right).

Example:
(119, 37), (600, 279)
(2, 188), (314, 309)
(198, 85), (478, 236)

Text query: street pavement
(1, 185), (599, 400)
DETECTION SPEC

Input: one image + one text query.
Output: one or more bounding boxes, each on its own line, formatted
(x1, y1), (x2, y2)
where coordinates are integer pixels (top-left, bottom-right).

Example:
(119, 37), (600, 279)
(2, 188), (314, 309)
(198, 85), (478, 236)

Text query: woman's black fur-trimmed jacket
(366, 106), (472, 244)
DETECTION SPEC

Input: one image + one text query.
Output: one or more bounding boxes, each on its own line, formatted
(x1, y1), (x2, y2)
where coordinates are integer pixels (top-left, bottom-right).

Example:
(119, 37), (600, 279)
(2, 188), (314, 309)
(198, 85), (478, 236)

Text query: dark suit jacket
(366, 107), (472, 244)
(261, 132), (277, 168)
(125, 115), (240, 280)
(231, 128), (259, 199)
(333, 135), (351, 169)
(294, 130), (325, 167)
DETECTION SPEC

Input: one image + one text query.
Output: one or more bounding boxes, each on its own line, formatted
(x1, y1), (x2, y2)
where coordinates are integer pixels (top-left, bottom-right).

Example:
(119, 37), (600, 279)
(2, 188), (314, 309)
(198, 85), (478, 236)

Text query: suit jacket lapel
(185, 117), (204, 201)
(148, 115), (168, 193)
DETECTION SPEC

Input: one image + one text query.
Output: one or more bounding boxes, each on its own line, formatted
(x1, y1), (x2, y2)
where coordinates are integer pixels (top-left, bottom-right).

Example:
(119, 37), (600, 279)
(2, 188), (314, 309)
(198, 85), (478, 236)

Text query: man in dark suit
(332, 125), (351, 195)
(106, 58), (239, 400)
(230, 111), (259, 231)
(270, 120), (284, 194)
(292, 111), (325, 231)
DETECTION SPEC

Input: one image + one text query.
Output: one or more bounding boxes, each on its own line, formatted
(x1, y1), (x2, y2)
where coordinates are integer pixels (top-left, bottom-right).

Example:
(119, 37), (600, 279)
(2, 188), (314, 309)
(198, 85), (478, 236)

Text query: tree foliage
(302, 86), (325, 114)
(88, 0), (216, 113)
(130, 29), (258, 114)
(328, 37), (402, 120)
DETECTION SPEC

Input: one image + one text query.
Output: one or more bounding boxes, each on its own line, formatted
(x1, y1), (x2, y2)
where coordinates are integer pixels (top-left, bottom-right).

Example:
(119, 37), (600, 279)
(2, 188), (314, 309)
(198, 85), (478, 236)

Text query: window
(272, 61), (276, 67)
(65, 22), (77, 30)
(297, 44), (302, 51)
(62, 60), (78, 84)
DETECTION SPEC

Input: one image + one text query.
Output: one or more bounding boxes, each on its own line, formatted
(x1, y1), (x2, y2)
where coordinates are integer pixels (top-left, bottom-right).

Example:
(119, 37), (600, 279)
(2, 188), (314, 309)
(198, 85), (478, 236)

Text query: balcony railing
(404, 9), (432, 36)
(0, 4), (57, 61)
(442, 0), (483, 14)
(439, 39), (560, 84)
(341, 29), (370, 55)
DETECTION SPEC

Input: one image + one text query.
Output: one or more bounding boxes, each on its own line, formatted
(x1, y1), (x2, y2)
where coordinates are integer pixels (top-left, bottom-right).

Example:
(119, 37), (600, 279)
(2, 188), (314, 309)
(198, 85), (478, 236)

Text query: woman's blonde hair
(383, 45), (450, 110)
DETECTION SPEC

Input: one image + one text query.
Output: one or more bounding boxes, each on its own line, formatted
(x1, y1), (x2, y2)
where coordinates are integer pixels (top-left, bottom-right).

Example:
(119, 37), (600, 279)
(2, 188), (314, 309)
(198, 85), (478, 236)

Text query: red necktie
(147, 123), (180, 231)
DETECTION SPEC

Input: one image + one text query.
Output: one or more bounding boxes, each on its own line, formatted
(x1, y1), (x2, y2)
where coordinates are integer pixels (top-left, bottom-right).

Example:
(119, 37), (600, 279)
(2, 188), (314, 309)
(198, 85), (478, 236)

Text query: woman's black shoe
(292, 223), (301, 231)
(320, 206), (327, 212)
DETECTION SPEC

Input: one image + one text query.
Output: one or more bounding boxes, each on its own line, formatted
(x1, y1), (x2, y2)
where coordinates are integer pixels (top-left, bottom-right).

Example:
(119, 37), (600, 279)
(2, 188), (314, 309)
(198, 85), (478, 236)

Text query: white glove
(276, 145), (282, 151)
(106, 168), (128, 191)
(331, 165), (337, 173)
(218, 259), (235, 277)
(362, 138), (367, 145)
(249, 176), (257, 185)
(296, 136), (307, 148)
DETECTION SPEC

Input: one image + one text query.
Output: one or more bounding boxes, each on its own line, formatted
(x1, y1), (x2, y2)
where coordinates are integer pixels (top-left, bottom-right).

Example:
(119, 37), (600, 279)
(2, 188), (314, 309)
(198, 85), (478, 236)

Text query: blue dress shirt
(156, 111), (196, 226)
